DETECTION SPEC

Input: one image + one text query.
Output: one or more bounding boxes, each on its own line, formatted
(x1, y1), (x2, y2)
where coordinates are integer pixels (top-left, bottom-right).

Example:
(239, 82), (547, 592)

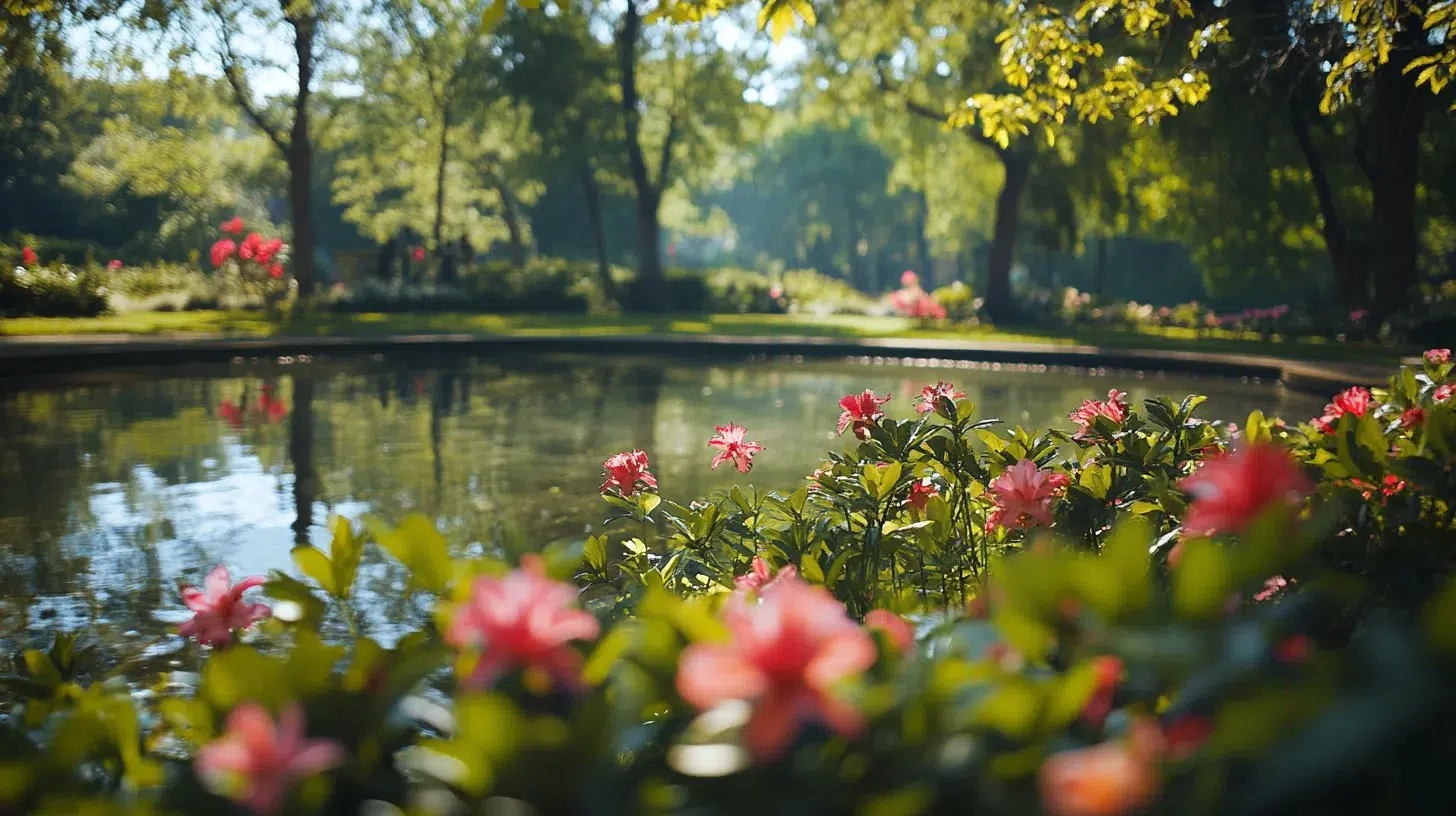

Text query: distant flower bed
(5, 350), (1455, 815)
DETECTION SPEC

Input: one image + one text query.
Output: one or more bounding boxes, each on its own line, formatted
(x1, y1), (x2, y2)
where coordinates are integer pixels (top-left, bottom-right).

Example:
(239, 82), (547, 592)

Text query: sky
(66, 0), (807, 107)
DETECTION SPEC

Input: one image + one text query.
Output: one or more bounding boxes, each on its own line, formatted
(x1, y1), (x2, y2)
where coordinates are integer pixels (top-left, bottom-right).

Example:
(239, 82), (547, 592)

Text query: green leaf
(326, 514), (363, 599)
(1173, 538), (1232, 619)
(1045, 660), (1101, 729)
(582, 625), (633, 686)
(292, 546), (336, 596)
(640, 493), (662, 516)
(584, 535), (607, 571)
(993, 608), (1055, 661)
(263, 571), (328, 626)
(368, 514), (452, 595)
(972, 678), (1042, 738)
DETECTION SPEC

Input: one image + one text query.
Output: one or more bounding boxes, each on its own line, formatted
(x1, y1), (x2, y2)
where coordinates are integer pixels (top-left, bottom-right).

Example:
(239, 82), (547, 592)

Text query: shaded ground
(0, 311), (1411, 365)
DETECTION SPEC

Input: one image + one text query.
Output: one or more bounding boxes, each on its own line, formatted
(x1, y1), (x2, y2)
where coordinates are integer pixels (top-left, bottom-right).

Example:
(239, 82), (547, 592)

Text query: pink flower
(986, 459), (1070, 532)
(255, 237), (285, 265)
(20, 246), (37, 265)
(1253, 574), (1292, 602)
(601, 450), (657, 497)
(269, 264), (284, 279)
(708, 423), (764, 473)
(900, 269), (919, 288)
(1069, 390), (1130, 440)
(221, 216), (244, 234)
(1178, 444), (1311, 536)
(412, 246), (426, 262)
(1424, 348), (1451, 364)
(211, 239), (237, 267)
(1400, 407), (1425, 429)
(195, 703), (344, 815)
(769, 284), (784, 299)
(238, 232), (264, 260)
(837, 390), (891, 438)
(906, 479), (939, 511)
(916, 381), (966, 415)
(106, 259), (123, 271)
(445, 554), (599, 689)
(735, 555), (797, 593)
(1436, 384), (1454, 402)
(865, 609), (915, 654)
(1310, 386), (1373, 434)
(676, 574), (876, 761)
(177, 565), (271, 647)
(1349, 309), (1368, 322)
(1039, 732), (1161, 816)
(909, 293), (947, 320)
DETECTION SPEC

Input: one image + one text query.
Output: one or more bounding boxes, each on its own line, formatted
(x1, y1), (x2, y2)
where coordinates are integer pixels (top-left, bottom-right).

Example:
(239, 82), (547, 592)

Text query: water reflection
(0, 353), (1326, 646)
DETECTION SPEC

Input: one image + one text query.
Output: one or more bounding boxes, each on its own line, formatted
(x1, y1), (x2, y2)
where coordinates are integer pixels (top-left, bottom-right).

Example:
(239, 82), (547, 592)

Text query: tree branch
(214, 1), (289, 154)
(657, 114), (680, 193)
(873, 63), (1003, 155)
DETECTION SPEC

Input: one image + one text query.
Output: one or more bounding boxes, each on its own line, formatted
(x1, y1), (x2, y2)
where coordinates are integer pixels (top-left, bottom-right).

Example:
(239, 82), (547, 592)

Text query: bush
(108, 262), (208, 300)
(0, 262), (110, 317)
(932, 281), (980, 322)
(6, 353), (1455, 815)
(703, 267), (785, 314)
(329, 258), (598, 314)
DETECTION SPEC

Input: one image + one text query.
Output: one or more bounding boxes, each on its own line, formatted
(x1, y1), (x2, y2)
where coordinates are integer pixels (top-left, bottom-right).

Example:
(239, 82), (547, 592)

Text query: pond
(0, 351), (1326, 654)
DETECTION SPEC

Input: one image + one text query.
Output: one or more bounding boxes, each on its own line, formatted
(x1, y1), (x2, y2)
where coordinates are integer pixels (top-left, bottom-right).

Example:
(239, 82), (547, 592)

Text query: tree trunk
(580, 163), (614, 301)
(984, 150), (1032, 322)
(617, 0), (666, 311)
(496, 176), (526, 270)
(1094, 235), (1108, 297)
(288, 14), (316, 297)
(432, 102), (451, 268)
(289, 374), (315, 546)
(1289, 98), (1366, 306)
(915, 190), (933, 289)
(1369, 59), (1427, 319)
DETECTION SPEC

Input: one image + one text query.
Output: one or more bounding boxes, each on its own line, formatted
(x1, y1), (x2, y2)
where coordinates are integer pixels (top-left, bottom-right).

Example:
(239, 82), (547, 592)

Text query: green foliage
(1, 355), (1455, 814)
(0, 260), (109, 317)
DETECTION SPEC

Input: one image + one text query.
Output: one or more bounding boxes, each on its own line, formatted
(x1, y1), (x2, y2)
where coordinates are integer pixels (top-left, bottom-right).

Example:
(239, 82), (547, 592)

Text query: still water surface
(0, 352), (1325, 651)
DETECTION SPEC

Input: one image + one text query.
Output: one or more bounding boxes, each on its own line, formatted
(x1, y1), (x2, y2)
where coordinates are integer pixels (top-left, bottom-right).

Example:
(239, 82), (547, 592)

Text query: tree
(206, 0), (328, 295)
(328, 0), (542, 271)
(495, 1), (624, 295)
(615, 0), (762, 310)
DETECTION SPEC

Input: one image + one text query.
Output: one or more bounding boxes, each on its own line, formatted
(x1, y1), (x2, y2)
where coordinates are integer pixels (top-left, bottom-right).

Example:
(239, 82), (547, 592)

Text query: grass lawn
(0, 310), (1410, 365)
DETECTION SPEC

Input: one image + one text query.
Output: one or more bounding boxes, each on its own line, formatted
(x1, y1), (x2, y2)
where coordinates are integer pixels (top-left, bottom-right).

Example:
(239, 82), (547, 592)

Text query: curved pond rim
(0, 331), (1392, 396)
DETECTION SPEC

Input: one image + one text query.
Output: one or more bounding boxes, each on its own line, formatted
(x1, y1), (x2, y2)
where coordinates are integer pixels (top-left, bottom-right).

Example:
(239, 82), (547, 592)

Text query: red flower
(195, 703), (343, 815)
(238, 232), (264, 260)
(909, 293), (946, 320)
(411, 246), (426, 262)
(900, 269), (919, 288)
(735, 555), (796, 594)
(601, 449), (657, 497)
(255, 238), (285, 265)
(269, 265), (284, 279)
(445, 554), (600, 690)
(20, 246), (37, 265)
(1310, 386), (1372, 434)
(219, 399), (244, 429)
(865, 609), (915, 654)
(1425, 348), (1451, 364)
(177, 565), (271, 647)
(837, 390), (891, 438)
(1400, 407), (1425, 429)
(211, 239), (238, 267)
(1162, 715), (1214, 761)
(708, 423), (764, 473)
(916, 381), (966, 415)
(986, 459), (1070, 532)
(1069, 390), (1130, 440)
(1436, 384), (1454, 402)
(1178, 444), (1311, 536)
(1039, 733), (1161, 816)
(1080, 656), (1124, 727)
(906, 479), (939, 511)
(1273, 634), (1312, 664)
(221, 216), (244, 234)
(106, 259), (123, 271)
(676, 574), (876, 761)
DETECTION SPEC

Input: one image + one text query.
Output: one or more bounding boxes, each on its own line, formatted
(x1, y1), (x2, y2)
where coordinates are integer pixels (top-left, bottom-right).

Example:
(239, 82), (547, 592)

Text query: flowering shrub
(4, 354), (1456, 815)
(0, 256), (110, 317)
(886, 270), (948, 321)
(209, 217), (292, 304)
